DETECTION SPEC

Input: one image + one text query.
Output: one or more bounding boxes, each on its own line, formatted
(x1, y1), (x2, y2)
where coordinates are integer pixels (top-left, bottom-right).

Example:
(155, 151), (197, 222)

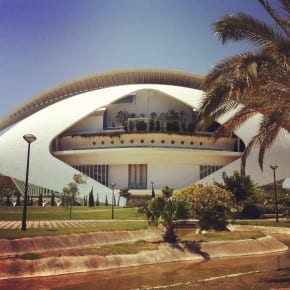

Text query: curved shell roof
(0, 68), (204, 131)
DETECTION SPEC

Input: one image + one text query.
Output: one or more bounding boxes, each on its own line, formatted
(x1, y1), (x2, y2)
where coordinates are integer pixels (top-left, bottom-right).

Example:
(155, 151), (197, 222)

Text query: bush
(242, 204), (262, 219)
(173, 184), (237, 231)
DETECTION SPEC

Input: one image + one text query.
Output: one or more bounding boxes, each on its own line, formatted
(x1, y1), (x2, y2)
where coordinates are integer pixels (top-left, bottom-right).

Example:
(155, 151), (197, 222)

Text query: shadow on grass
(170, 241), (210, 260)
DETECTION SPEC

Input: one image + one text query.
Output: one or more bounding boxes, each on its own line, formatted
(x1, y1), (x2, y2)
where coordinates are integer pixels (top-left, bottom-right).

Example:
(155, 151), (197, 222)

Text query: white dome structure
(0, 69), (289, 204)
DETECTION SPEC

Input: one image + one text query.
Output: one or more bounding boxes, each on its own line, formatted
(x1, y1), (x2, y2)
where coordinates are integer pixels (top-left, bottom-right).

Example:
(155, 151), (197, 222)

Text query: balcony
(51, 131), (242, 153)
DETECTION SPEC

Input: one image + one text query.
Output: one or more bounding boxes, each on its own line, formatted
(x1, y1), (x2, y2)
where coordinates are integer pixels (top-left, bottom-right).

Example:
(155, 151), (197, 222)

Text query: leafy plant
(139, 196), (188, 242)
(174, 184), (237, 231)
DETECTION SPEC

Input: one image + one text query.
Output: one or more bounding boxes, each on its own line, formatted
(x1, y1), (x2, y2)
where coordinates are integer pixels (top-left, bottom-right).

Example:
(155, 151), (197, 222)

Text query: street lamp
(21, 134), (37, 231)
(111, 183), (116, 219)
(270, 164), (279, 223)
(69, 194), (73, 220)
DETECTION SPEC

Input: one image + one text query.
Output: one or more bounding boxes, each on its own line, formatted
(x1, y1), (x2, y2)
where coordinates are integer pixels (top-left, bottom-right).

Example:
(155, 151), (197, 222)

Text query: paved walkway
(0, 220), (112, 230)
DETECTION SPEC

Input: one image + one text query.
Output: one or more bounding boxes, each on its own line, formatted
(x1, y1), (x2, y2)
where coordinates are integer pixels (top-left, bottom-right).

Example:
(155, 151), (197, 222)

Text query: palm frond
(279, 0), (290, 16)
(259, 0), (290, 36)
(212, 107), (258, 140)
(203, 54), (247, 88)
(241, 137), (259, 176)
(214, 13), (284, 46)
(258, 124), (281, 170)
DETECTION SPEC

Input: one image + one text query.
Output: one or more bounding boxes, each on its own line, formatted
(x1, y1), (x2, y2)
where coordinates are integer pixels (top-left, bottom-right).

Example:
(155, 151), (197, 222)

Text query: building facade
(0, 69), (289, 204)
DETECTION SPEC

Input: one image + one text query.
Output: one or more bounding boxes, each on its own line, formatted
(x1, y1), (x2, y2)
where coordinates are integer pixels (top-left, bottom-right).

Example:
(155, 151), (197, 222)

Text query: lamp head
(270, 164), (278, 171)
(23, 134), (37, 144)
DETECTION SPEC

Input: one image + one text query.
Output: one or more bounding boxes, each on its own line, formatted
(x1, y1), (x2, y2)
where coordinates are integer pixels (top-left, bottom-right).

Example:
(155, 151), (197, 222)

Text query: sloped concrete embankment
(0, 230), (287, 280)
(0, 228), (161, 257)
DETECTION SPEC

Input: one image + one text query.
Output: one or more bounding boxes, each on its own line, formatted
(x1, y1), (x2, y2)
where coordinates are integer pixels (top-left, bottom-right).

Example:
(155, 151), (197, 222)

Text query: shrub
(173, 184), (237, 231)
(242, 204), (262, 219)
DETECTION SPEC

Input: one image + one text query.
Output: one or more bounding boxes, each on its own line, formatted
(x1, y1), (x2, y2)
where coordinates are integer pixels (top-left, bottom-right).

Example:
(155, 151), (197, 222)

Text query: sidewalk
(0, 220), (107, 230)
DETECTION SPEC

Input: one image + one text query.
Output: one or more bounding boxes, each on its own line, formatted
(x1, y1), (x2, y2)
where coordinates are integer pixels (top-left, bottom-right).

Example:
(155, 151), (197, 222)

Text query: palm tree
(198, 0), (290, 175)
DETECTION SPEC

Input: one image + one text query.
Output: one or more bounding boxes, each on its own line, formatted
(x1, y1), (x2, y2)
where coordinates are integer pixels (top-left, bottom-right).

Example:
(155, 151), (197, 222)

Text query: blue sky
(0, 0), (273, 119)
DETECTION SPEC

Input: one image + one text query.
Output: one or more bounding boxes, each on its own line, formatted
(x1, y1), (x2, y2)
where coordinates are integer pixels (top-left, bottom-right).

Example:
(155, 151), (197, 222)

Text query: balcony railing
(52, 132), (243, 153)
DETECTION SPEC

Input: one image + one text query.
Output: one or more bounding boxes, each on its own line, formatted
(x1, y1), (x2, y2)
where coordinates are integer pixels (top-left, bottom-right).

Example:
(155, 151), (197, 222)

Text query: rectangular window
(128, 164), (147, 189)
(200, 165), (222, 179)
(73, 164), (108, 186)
(112, 93), (136, 104)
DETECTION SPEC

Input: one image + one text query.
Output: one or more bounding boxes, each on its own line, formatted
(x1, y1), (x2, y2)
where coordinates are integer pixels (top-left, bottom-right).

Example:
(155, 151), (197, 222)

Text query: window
(73, 164), (108, 186)
(200, 165), (222, 179)
(128, 164), (147, 189)
(112, 93), (136, 104)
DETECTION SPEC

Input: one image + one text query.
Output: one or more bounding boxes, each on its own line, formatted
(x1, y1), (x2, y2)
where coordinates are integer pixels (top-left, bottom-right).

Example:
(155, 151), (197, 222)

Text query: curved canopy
(0, 68), (203, 131)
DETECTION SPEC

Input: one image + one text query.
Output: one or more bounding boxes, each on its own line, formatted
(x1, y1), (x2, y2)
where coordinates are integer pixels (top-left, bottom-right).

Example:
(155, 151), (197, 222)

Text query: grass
(8, 240), (159, 260)
(176, 229), (265, 242)
(234, 219), (290, 228)
(0, 206), (144, 221)
(0, 206), (288, 241)
(15, 253), (41, 260)
(0, 220), (149, 240)
(47, 240), (158, 258)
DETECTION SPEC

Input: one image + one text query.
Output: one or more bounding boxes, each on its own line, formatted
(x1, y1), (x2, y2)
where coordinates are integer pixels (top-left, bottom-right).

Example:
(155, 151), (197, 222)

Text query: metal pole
(21, 134), (36, 231)
(270, 164), (279, 223)
(69, 195), (72, 220)
(21, 142), (31, 231)
(111, 183), (115, 219)
(273, 169), (279, 223)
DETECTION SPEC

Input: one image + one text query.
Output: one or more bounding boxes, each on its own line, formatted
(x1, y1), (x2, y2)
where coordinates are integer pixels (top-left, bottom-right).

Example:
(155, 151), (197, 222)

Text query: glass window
(200, 165), (222, 179)
(128, 164), (147, 189)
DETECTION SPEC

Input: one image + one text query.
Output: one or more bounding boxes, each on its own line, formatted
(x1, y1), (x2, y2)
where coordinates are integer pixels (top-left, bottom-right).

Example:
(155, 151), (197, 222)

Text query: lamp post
(270, 164), (279, 223)
(111, 183), (116, 219)
(69, 194), (73, 220)
(21, 134), (37, 231)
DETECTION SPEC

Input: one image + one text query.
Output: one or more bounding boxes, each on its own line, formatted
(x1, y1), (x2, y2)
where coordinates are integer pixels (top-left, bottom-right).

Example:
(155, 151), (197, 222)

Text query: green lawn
(0, 220), (149, 240)
(234, 219), (290, 228)
(0, 206), (148, 239)
(0, 206), (144, 221)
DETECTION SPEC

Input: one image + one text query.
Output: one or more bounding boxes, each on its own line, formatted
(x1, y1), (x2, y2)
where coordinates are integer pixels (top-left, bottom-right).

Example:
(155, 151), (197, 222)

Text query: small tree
(215, 170), (264, 218)
(15, 192), (21, 206)
(62, 174), (86, 219)
(161, 198), (188, 243)
(96, 193), (100, 206)
(88, 188), (94, 207)
(215, 171), (256, 202)
(139, 196), (166, 226)
(5, 194), (12, 206)
(173, 184), (237, 231)
(51, 193), (55, 206)
(38, 193), (43, 206)
(62, 174), (86, 206)
(139, 196), (188, 243)
(119, 188), (131, 206)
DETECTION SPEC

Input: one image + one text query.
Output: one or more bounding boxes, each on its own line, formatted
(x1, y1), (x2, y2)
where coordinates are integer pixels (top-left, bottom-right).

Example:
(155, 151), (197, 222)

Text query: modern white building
(0, 69), (289, 204)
